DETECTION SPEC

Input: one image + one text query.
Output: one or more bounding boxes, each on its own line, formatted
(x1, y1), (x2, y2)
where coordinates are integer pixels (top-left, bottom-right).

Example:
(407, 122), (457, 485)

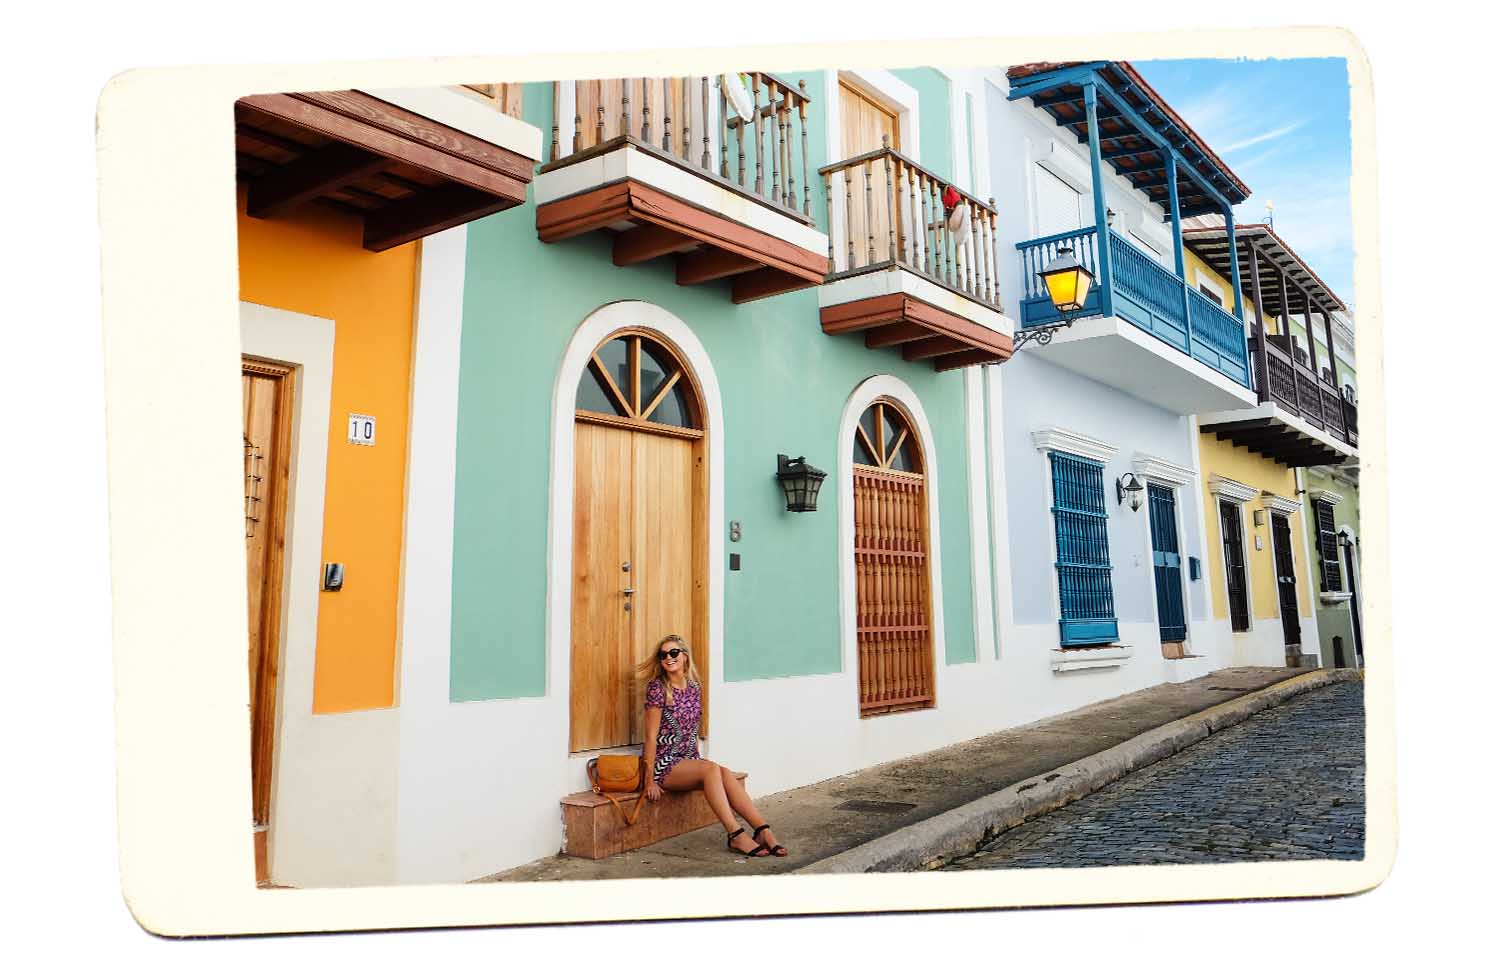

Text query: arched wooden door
(852, 399), (934, 715)
(571, 331), (708, 752)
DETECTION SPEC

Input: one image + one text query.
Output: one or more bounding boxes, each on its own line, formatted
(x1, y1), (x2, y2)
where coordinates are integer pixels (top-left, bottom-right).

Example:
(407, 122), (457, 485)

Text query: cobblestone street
(943, 680), (1365, 870)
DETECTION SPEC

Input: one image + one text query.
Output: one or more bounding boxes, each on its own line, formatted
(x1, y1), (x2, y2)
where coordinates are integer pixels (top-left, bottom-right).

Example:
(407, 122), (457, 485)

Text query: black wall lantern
(776, 454), (827, 513)
(1116, 472), (1146, 512)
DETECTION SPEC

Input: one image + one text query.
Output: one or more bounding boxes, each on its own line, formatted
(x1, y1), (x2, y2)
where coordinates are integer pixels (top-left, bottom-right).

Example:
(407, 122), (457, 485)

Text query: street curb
(795, 668), (1361, 874)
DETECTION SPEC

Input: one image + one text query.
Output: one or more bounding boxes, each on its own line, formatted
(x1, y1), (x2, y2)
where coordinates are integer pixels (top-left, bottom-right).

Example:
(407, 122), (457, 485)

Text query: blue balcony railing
(1017, 228), (1251, 388)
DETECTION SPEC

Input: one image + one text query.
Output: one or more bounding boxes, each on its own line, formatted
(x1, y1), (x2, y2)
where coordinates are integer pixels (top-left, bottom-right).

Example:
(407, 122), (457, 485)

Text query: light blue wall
(450, 72), (978, 701)
(1000, 354), (1210, 632)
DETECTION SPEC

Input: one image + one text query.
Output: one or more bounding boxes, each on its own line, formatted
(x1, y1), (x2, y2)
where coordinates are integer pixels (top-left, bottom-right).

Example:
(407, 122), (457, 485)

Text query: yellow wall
(1197, 435), (1314, 622)
(237, 187), (416, 713)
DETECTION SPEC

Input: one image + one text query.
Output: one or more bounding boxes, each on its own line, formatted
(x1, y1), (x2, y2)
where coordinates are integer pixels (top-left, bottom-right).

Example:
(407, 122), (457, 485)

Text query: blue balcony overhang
(1016, 228), (1257, 415)
(1006, 62), (1251, 218)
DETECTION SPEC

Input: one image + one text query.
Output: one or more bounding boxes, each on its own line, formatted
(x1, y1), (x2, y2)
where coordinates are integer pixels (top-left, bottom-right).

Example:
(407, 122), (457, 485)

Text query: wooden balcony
(533, 75), (829, 303)
(235, 88), (541, 251)
(815, 142), (1013, 371)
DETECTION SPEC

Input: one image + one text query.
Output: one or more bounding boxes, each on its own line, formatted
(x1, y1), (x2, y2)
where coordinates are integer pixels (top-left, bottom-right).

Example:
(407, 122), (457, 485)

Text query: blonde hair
(635, 634), (698, 705)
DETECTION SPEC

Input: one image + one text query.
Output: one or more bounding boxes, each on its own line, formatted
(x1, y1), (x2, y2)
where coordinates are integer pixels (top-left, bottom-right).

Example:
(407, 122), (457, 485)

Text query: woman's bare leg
(663, 760), (761, 853)
(720, 766), (784, 854)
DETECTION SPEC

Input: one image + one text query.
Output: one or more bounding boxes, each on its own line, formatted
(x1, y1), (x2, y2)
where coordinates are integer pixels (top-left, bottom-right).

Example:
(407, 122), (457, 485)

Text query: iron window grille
(1049, 451), (1119, 646)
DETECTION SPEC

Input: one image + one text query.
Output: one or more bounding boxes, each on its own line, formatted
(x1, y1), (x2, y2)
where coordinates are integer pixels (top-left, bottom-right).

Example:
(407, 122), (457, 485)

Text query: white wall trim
(837, 375), (947, 684)
(545, 300), (727, 710)
(1031, 425), (1118, 463)
(1208, 474), (1260, 504)
(1051, 645), (1132, 672)
(1133, 451), (1196, 487)
(983, 364), (1015, 656)
(1310, 489), (1344, 506)
(963, 367), (996, 663)
(1260, 493), (1303, 517)
(394, 226), (467, 881)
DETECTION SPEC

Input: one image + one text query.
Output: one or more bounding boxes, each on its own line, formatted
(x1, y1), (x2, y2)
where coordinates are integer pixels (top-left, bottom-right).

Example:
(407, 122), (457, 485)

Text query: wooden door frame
(243, 357), (296, 827)
(568, 327), (711, 751)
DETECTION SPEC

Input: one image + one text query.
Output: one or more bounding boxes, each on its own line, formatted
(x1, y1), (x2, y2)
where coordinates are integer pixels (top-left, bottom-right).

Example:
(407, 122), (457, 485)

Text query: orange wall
(237, 187), (416, 713)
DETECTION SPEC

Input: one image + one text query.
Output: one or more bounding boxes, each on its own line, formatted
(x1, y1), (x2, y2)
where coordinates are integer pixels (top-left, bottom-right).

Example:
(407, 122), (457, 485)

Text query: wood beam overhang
(536, 177), (828, 303)
(1201, 415), (1348, 467)
(235, 90), (536, 250)
(820, 292), (1013, 371)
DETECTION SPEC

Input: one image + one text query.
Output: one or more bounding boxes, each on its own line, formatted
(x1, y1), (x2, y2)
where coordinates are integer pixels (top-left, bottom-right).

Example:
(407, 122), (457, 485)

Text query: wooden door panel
(631, 433), (700, 742)
(242, 358), (293, 828)
(570, 422), (635, 752)
(572, 78), (686, 153)
(853, 466), (932, 713)
(839, 82), (900, 267)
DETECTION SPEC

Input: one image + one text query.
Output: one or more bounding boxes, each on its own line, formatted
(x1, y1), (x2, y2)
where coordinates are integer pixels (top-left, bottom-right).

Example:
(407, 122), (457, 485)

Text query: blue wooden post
(1167, 153), (1190, 348)
(1083, 79), (1113, 318)
(1224, 205), (1244, 321)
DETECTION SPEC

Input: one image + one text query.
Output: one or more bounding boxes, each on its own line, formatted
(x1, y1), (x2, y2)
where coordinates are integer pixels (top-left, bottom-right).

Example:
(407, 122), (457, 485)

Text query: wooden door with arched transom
(852, 399), (934, 715)
(571, 331), (709, 752)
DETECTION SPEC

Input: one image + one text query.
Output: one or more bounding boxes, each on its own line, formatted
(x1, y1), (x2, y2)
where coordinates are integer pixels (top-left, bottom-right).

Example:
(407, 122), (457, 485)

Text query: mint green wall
(1302, 467), (1362, 668)
(450, 72), (977, 701)
(893, 69), (952, 182)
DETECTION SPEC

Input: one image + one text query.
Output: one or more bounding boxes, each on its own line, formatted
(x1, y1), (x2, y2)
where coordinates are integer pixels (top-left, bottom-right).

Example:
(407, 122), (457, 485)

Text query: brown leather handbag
(587, 755), (647, 826)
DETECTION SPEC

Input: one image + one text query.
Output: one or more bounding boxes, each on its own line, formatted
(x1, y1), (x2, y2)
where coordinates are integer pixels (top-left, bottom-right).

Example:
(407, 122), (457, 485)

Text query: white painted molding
(1319, 591), (1354, 605)
(1031, 426), (1118, 463)
(1310, 489), (1344, 506)
(1132, 451), (1196, 487)
(1208, 475), (1260, 504)
(1259, 492), (1303, 517)
(1050, 645), (1133, 673)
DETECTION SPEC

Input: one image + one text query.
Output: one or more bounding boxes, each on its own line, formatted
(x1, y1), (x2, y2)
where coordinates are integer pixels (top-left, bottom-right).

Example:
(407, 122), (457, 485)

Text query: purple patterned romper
(644, 677), (702, 784)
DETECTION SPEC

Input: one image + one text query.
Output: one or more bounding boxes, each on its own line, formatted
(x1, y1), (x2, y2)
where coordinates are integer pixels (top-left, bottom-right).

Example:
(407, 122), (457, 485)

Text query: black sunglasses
(657, 647), (685, 660)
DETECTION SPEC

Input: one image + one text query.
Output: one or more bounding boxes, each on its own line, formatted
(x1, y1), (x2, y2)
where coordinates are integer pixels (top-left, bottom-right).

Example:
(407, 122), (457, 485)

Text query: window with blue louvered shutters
(1315, 500), (1342, 592)
(1049, 451), (1119, 645)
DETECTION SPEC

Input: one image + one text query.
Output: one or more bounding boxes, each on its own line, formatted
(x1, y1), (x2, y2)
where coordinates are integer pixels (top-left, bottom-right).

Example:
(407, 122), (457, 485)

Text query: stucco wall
(237, 187), (416, 713)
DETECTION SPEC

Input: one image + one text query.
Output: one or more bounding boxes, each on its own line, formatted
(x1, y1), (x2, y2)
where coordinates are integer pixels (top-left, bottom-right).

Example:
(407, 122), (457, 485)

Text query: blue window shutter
(1050, 452), (1119, 645)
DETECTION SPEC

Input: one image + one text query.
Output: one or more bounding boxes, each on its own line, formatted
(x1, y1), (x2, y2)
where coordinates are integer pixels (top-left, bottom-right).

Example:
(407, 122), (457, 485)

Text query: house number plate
(348, 413), (376, 446)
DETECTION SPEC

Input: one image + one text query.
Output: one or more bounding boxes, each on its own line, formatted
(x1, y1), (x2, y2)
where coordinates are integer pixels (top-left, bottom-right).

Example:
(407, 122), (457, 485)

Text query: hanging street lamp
(776, 454), (827, 513)
(1015, 245), (1096, 349)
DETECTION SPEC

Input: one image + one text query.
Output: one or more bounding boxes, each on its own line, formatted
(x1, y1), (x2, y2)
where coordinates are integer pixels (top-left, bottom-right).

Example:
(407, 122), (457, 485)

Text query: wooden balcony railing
(1252, 333), (1355, 448)
(819, 137), (1003, 311)
(546, 74), (814, 224)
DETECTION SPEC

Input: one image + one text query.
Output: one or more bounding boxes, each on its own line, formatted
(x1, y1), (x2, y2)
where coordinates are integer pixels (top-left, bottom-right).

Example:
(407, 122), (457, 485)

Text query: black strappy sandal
(726, 827), (772, 857)
(752, 824), (788, 857)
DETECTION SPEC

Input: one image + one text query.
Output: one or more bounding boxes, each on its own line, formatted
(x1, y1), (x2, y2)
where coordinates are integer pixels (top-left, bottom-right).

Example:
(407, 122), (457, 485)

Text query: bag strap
(586, 758), (648, 827)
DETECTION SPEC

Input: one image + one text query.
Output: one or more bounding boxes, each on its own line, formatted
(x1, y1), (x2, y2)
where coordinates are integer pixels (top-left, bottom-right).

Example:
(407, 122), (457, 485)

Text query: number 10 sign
(348, 413), (376, 446)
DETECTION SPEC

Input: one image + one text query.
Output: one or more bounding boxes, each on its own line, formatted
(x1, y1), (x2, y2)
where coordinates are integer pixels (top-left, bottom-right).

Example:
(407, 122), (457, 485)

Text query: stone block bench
(560, 772), (746, 860)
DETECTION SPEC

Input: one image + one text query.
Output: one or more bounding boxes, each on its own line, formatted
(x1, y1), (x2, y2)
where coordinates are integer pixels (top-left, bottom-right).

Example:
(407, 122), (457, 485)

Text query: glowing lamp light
(1038, 245), (1095, 316)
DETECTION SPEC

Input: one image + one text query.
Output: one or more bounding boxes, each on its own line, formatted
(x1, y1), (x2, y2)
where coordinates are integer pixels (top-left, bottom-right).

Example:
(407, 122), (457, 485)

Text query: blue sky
(1132, 58), (1353, 306)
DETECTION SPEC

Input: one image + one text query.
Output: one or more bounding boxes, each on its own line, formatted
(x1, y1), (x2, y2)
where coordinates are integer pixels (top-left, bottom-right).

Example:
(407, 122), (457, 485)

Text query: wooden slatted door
(839, 81), (900, 266)
(569, 78), (702, 154)
(242, 358), (294, 830)
(852, 400), (933, 715)
(1147, 483), (1186, 643)
(571, 332), (706, 752)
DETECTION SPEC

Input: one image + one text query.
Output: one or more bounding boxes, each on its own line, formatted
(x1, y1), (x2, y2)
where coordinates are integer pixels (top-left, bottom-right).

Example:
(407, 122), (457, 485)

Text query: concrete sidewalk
(482, 666), (1357, 882)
